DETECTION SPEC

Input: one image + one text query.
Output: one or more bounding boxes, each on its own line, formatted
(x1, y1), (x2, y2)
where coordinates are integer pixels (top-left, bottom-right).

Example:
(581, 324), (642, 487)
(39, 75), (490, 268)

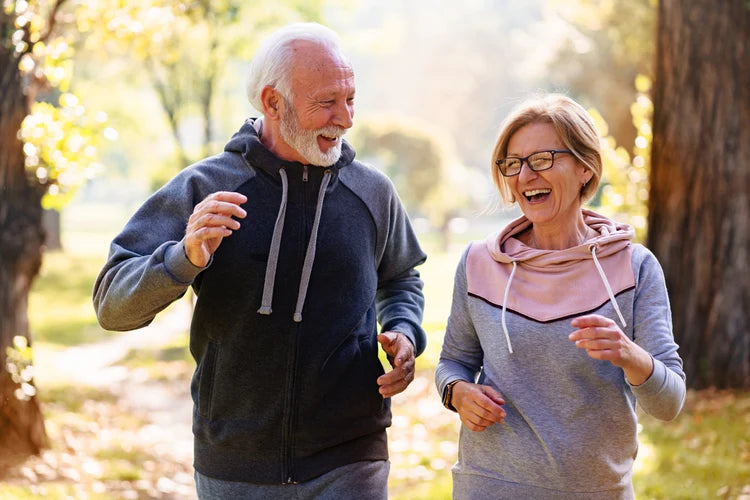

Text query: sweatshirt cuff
(385, 322), (420, 354)
(164, 240), (208, 285)
(627, 355), (664, 395)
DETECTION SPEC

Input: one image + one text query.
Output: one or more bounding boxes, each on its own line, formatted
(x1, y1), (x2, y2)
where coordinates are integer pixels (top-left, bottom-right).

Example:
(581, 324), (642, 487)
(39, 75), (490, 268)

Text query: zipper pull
(303, 165), (308, 182)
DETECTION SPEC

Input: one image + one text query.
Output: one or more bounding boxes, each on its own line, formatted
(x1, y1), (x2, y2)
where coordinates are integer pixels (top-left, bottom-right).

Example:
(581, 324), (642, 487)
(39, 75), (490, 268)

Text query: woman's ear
(581, 168), (593, 186)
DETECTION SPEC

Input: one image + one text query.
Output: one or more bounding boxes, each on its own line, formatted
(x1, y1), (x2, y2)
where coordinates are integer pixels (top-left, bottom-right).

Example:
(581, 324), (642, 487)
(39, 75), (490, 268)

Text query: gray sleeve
(435, 245), (484, 397)
(340, 162), (427, 356)
(92, 174), (205, 331)
(374, 182), (427, 356)
(627, 246), (686, 421)
(93, 155), (250, 331)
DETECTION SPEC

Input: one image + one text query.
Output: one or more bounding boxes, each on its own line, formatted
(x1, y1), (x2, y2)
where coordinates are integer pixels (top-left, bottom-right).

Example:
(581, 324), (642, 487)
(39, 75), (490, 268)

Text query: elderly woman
(435, 94), (686, 499)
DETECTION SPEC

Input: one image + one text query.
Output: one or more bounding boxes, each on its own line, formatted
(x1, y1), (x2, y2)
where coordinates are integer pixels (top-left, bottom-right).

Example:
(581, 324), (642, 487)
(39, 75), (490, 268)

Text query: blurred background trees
(1, 0), (95, 471)
(352, 116), (482, 250)
(1, 0), (748, 488)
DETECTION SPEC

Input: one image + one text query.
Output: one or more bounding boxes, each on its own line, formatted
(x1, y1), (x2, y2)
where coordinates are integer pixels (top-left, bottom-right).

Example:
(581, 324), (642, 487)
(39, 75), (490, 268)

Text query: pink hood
(467, 210), (635, 340)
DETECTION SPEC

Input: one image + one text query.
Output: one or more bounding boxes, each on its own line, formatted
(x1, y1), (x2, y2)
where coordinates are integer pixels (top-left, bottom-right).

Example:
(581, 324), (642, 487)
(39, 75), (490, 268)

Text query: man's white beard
(279, 99), (346, 167)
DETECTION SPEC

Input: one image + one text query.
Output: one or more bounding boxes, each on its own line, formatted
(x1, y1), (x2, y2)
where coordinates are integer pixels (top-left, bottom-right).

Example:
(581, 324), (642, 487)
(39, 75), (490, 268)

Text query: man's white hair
(246, 22), (346, 112)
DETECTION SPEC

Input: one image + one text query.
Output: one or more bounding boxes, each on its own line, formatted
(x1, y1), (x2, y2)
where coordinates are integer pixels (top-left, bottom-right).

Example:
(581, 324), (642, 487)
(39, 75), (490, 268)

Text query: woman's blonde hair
(491, 93), (602, 205)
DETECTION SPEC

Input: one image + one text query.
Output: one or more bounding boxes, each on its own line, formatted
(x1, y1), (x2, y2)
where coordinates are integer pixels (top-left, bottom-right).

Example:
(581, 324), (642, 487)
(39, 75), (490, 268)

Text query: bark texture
(649, 0), (750, 388)
(0, 15), (48, 473)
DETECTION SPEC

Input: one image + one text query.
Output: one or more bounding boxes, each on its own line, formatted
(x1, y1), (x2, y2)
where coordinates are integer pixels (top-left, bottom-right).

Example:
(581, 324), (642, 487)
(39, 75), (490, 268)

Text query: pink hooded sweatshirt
(467, 209), (636, 353)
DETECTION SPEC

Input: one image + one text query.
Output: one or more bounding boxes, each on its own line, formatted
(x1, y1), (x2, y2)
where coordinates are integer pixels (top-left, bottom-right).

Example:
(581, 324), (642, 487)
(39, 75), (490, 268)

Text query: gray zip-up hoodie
(435, 211), (685, 499)
(93, 118), (427, 484)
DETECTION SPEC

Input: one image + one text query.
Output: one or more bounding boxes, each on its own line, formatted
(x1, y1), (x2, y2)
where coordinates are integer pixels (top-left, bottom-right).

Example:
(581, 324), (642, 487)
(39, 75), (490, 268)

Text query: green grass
(40, 385), (118, 413)
(634, 390), (750, 499)
(29, 249), (110, 346)
(119, 335), (193, 367)
(118, 335), (194, 382)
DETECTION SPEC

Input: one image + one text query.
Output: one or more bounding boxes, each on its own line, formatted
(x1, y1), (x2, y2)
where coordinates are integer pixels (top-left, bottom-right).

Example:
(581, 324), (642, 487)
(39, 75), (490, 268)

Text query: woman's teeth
(524, 188), (551, 199)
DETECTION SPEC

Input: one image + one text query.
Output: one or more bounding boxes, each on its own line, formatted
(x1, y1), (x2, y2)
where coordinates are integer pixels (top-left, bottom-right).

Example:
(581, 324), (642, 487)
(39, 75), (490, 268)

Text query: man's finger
(194, 201), (247, 220)
(377, 367), (402, 386)
(205, 191), (248, 205)
(377, 332), (397, 351)
(189, 226), (233, 242)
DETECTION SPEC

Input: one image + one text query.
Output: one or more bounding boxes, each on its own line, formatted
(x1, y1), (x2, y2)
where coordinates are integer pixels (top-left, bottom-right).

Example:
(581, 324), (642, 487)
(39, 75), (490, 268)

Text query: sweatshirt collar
(467, 210), (636, 353)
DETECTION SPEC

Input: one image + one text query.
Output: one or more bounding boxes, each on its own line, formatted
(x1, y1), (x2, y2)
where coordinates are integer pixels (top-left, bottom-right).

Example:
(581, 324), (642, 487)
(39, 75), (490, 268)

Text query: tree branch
(17, 0), (69, 59)
(39, 0), (69, 44)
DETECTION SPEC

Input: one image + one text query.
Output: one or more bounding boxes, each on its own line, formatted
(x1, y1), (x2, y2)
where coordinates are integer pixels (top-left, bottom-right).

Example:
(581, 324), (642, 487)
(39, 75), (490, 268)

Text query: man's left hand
(376, 331), (415, 398)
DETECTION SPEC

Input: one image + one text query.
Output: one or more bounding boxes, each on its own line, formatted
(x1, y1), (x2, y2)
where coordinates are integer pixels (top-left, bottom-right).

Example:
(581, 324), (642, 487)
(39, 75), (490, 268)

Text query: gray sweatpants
(195, 460), (389, 499)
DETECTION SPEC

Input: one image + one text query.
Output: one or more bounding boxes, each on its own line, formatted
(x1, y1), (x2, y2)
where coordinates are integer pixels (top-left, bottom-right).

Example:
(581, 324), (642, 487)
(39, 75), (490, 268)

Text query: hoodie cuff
(627, 354), (664, 394)
(385, 322), (419, 353)
(164, 240), (209, 285)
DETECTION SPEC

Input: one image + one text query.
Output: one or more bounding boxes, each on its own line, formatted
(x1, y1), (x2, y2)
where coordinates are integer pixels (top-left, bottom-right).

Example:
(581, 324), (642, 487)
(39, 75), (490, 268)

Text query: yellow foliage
(592, 75), (653, 241)
(21, 97), (111, 211)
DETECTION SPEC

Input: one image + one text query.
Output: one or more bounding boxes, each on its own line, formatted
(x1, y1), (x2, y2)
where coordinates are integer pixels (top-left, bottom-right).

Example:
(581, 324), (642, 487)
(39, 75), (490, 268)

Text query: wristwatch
(442, 380), (462, 412)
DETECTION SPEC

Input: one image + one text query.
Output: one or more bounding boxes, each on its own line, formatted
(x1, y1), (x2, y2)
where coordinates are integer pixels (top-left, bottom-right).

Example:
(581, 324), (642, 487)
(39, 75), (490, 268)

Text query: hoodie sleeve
(435, 245), (484, 397)
(92, 171), (208, 331)
(374, 183), (428, 356)
(93, 155), (251, 331)
(628, 246), (686, 420)
(339, 161), (427, 356)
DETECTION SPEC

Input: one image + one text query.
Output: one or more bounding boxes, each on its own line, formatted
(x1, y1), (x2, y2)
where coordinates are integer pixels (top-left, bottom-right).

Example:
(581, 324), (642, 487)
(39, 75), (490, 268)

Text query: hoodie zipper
(281, 166), (312, 484)
(281, 324), (299, 484)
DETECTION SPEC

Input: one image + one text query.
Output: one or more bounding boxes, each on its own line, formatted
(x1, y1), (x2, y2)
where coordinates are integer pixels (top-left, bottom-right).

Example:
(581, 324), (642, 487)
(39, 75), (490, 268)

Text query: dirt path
(24, 298), (199, 498)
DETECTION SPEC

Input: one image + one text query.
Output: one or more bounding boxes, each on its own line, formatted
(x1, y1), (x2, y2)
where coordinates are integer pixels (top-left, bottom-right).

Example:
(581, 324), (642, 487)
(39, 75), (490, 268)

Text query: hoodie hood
(467, 209), (636, 325)
(224, 117), (356, 175)
(223, 117), (357, 323)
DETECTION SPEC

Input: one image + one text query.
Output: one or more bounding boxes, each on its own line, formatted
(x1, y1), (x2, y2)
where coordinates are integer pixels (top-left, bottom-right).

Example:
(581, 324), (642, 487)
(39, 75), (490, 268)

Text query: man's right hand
(185, 191), (247, 267)
(452, 381), (506, 432)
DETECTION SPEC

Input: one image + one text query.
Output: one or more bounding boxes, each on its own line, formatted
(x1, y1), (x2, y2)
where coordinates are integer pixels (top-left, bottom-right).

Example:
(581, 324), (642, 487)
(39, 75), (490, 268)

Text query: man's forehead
(289, 41), (354, 86)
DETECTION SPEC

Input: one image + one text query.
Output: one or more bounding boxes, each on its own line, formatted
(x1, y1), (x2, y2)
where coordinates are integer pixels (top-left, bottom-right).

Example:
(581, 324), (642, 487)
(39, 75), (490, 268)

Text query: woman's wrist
(442, 380), (464, 412)
(623, 347), (654, 386)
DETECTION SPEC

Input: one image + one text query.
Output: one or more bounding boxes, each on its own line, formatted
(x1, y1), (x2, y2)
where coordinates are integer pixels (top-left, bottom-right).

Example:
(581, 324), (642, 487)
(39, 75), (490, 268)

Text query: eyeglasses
(495, 149), (573, 177)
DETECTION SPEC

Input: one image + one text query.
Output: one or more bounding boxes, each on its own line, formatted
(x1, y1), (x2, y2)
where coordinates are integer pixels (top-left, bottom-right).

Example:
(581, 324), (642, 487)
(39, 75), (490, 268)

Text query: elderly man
(93, 23), (426, 499)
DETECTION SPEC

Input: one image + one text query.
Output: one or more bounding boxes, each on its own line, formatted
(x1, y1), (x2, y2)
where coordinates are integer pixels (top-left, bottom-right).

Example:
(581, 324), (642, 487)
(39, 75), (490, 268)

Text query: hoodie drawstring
(501, 261), (517, 354)
(257, 167), (332, 322)
(590, 244), (627, 328)
(257, 168), (289, 316)
(294, 170), (332, 322)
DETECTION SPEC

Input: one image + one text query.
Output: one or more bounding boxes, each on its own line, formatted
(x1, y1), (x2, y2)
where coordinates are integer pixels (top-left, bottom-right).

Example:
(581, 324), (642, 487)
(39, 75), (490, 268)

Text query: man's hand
(451, 382), (506, 432)
(570, 314), (654, 386)
(185, 191), (247, 267)
(376, 331), (415, 398)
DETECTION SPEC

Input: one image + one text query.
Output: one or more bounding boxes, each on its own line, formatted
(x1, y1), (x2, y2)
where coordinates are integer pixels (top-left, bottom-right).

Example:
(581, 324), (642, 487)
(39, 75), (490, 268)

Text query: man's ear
(260, 86), (282, 120)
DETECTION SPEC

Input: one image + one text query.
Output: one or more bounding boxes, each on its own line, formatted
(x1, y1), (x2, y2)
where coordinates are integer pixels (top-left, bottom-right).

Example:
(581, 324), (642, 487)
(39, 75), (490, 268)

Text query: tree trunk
(0, 36), (48, 473)
(648, 0), (750, 388)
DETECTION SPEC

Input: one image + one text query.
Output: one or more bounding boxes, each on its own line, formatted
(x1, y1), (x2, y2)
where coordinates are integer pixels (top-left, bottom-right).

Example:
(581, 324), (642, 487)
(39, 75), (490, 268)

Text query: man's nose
(332, 101), (354, 129)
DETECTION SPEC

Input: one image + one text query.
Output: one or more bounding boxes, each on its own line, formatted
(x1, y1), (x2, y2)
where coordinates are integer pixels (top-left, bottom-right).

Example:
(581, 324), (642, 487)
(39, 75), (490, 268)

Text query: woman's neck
(529, 216), (590, 250)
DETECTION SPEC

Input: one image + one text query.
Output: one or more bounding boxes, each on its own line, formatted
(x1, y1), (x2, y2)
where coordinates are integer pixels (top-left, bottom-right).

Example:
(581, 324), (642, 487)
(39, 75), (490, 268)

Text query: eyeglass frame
(495, 149), (573, 177)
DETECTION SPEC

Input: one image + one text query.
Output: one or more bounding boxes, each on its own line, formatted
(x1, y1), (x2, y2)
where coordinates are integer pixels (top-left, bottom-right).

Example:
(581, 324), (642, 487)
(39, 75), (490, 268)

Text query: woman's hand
(451, 381), (506, 432)
(569, 314), (654, 386)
